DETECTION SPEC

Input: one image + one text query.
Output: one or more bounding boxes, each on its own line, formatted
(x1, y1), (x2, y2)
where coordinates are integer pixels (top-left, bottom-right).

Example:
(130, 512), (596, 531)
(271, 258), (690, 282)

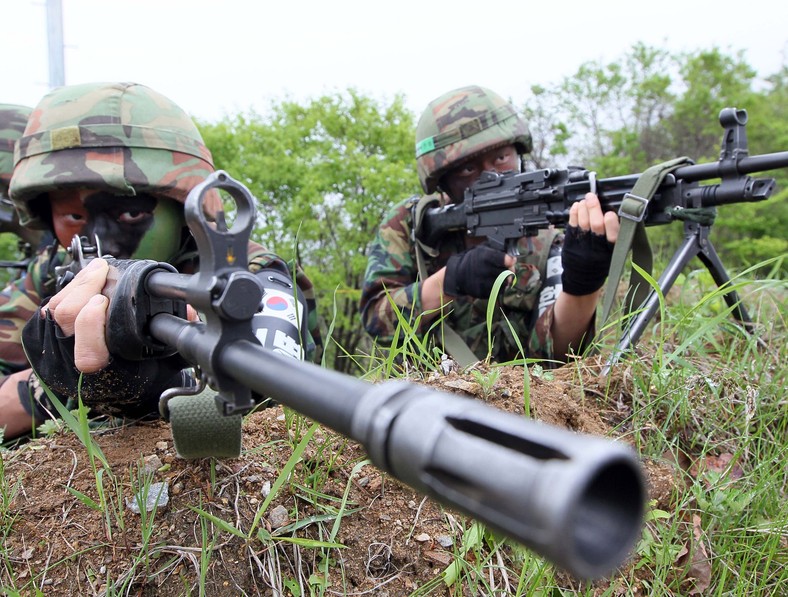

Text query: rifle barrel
(149, 313), (645, 579)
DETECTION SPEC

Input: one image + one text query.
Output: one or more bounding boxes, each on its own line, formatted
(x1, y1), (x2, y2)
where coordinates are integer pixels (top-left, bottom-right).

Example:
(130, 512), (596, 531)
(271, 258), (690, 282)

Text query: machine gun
(0, 196), (48, 275)
(418, 108), (788, 369)
(54, 170), (645, 579)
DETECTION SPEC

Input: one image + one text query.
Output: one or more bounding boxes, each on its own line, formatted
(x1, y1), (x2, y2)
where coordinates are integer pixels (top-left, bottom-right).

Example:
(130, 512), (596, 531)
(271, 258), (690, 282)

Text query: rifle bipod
(603, 218), (763, 376)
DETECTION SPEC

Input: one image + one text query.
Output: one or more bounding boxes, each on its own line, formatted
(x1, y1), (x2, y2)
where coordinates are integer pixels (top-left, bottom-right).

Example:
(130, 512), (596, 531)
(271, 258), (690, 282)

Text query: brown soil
(1, 356), (681, 596)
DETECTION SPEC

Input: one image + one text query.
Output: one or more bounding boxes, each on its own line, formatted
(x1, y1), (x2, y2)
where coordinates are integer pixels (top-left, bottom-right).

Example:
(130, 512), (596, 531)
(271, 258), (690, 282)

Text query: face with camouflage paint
(440, 143), (519, 203)
(49, 188), (185, 261)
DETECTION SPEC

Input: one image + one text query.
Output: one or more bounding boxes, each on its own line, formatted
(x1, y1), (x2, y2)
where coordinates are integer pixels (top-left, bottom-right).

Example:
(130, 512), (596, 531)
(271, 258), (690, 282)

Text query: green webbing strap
(412, 196), (480, 368)
(665, 206), (717, 225)
(600, 157), (693, 327)
(168, 389), (243, 459)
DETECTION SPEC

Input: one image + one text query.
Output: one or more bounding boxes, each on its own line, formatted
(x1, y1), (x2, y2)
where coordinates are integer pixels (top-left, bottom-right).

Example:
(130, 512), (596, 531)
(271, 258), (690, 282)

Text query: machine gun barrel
(673, 150), (788, 182)
(149, 312), (643, 580)
(418, 108), (788, 252)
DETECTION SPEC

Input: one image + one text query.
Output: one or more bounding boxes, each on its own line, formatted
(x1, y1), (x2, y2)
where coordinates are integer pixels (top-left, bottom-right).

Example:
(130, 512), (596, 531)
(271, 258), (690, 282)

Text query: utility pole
(46, 0), (65, 88)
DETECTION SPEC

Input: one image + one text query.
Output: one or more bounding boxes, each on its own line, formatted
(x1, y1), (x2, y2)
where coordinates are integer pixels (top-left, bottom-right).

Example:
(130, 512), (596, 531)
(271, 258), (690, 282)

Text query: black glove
(22, 307), (188, 419)
(560, 225), (615, 296)
(443, 244), (508, 298)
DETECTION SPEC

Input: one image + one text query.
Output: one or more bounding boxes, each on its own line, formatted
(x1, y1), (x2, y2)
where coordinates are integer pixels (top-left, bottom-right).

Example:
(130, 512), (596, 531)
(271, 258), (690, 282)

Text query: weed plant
(0, 257), (786, 595)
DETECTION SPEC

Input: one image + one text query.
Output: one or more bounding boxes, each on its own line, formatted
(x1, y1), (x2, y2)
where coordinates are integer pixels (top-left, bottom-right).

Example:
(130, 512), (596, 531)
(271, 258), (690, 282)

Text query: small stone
(414, 533), (431, 542)
(443, 379), (476, 393)
(423, 550), (452, 566)
(126, 481), (169, 513)
(268, 504), (290, 528)
(141, 455), (163, 476)
(437, 535), (453, 548)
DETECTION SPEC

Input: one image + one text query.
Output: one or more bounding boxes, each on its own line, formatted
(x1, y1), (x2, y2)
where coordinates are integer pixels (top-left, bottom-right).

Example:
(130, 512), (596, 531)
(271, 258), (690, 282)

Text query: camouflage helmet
(0, 103), (32, 195)
(10, 82), (215, 231)
(415, 85), (532, 194)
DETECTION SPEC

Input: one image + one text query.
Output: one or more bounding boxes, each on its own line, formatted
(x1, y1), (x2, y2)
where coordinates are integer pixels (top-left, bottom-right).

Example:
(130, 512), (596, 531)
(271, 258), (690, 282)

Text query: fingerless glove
(560, 225), (615, 296)
(22, 307), (187, 419)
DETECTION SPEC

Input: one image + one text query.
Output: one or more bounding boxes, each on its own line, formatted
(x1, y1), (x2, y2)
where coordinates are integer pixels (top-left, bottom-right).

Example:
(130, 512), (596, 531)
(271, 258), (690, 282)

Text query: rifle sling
(600, 156), (693, 327)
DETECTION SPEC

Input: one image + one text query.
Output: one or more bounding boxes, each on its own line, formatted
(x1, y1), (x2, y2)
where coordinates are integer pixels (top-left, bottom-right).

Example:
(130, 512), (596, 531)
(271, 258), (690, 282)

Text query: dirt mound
(1, 359), (679, 595)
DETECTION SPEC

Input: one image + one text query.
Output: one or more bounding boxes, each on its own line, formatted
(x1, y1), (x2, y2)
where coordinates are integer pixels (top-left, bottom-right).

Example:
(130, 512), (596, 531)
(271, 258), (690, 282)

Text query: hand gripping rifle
(418, 108), (788, 372)
(58, 170), (645, 579)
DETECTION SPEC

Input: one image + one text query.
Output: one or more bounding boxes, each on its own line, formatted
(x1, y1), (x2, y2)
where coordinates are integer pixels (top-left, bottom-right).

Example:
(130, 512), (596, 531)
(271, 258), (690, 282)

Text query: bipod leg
(694, 226), (768, 352)
(694, 229), (754, 330)
(602, 225), (702, 376)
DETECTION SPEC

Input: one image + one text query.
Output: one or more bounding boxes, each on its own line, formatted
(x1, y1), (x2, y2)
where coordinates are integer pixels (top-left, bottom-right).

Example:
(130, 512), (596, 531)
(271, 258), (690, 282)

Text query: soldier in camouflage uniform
(360, 85), (619, 364)
(0, 82), (322, 440)
(0, 104), (48, 266)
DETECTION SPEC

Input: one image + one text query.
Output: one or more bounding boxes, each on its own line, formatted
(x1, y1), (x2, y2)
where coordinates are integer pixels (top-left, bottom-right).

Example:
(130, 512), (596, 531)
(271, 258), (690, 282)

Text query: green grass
(1, 257), (786, 595)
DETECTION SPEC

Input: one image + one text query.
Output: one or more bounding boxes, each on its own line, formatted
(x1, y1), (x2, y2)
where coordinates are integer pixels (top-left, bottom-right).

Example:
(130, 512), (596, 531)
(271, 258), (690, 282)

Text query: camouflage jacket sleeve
(0, 245), (61, 377)
(246, 241), (324, 364)
(359, 196), (432, 344)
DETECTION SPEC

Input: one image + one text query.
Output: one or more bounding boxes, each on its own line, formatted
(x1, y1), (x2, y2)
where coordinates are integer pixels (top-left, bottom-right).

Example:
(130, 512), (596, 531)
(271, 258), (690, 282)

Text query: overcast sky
(3, 0), (787, 122)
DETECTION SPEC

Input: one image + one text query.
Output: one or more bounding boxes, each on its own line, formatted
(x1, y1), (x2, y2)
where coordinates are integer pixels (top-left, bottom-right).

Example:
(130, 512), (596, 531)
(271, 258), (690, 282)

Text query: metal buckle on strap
(619, 193), (649, 222)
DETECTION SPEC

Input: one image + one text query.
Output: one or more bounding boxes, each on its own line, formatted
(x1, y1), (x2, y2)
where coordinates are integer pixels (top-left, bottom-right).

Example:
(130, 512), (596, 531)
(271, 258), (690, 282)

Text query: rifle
(55, 170), (645, 580)
(418, 107), (788, 371)
(0, 196), (50, 276)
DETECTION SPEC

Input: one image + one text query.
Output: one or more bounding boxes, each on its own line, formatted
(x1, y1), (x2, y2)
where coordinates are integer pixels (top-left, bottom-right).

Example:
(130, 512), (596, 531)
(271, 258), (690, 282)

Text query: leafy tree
(706, 65), (788, 270)
(551, 42), (676, 174)
(665, 48), (757, 160)
(520, 84), (571, 169)
(525, 44), (786, 273)
(0, 233), (25, 287)
(199, 91), (419, 372)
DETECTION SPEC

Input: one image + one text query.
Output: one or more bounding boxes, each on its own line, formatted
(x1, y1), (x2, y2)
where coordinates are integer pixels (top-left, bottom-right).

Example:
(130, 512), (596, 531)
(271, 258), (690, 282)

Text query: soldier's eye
(118, 210), (152, 224)
(460, 164), (477, 176)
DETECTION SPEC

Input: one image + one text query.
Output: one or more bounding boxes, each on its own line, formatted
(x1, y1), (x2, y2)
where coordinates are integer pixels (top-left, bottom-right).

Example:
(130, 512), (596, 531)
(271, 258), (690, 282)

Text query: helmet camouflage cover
(0, 103), (32, 194)
(10, 81), (215, 230)
(415, 85), (532, 194)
